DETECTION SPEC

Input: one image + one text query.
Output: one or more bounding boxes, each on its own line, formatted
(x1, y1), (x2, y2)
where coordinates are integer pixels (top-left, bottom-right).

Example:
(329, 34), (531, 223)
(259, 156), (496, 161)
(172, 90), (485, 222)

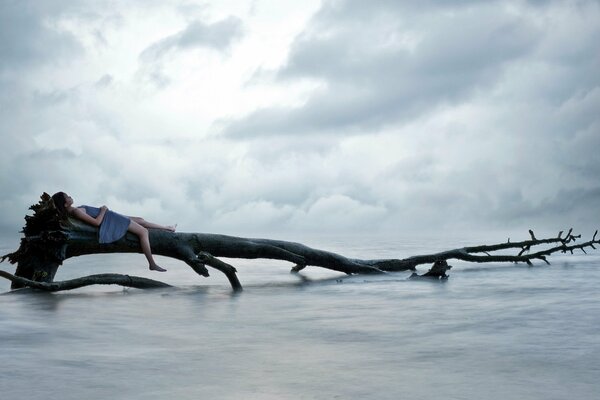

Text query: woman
(51, 192), (175, 272)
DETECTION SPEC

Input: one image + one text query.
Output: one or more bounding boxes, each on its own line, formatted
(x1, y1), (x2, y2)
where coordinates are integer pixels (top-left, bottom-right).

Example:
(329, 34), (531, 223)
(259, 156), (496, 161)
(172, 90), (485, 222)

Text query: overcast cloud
(0, 0), (598, 242)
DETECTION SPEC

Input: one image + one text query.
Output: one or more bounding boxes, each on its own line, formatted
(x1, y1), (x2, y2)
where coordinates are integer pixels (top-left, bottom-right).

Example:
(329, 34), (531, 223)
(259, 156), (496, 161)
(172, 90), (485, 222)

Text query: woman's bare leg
(128, 220), (166, 272)
(130, 217), (176, 232)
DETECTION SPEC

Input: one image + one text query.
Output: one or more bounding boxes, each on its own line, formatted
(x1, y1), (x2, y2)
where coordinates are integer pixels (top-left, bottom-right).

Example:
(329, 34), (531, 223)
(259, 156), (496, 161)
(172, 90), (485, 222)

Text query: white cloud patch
(291, 195), (387, 231)
(137, 16), (244, 88)
(213, 200), (295, 232)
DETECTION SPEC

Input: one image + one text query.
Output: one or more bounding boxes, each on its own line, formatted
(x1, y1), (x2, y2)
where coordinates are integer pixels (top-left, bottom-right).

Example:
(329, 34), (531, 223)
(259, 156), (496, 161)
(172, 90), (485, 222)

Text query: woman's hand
(96, 206), (108, 225)
(71, 206), (107, 227)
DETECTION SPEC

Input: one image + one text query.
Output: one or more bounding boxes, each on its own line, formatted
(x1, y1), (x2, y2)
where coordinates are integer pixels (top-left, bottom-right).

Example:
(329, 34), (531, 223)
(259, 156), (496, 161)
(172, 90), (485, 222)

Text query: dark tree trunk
(1, 194), (598, 292)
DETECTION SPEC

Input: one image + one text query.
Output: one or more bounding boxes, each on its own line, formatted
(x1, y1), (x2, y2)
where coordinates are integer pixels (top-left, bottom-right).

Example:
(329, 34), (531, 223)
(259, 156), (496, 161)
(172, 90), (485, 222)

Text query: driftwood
(409, 260), (452, 280)
(0, 270), (171, 291)
(1, 193), (599, 292)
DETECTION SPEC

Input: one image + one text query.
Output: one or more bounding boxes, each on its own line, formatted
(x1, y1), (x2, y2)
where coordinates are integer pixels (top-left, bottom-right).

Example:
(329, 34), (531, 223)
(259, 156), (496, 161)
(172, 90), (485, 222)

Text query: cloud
(290, 194), (387, 230)
(95, 74), (114, 88)
(213, 200), (295, 231)
(223, 0), (541, 137)
(208, 0), (600, 234)
(0, 0), (598, 240)
(139, 16), (244, 62)
(210, 195), (387, 235)
(137, 15), (244, 88)
(0, 1), (82, 72)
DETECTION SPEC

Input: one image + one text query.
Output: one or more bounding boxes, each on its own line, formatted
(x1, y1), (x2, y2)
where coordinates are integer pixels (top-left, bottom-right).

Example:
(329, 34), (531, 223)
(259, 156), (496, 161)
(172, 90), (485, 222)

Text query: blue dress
(81, 205), (131, 244)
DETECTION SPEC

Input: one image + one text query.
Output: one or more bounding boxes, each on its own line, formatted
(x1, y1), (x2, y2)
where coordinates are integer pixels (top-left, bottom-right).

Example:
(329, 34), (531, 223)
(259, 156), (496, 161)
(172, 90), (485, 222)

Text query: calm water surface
(1, 233), (599, 399)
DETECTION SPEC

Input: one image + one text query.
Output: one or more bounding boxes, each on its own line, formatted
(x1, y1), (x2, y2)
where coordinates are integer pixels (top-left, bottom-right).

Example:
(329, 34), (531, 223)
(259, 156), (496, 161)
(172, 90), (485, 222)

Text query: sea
(1, 231), (599, 400)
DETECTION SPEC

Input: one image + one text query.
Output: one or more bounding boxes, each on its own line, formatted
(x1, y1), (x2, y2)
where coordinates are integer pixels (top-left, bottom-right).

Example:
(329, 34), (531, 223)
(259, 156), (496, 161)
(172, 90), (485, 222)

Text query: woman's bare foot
(150, 264), (167, 272)
(166, 224), (177, 232)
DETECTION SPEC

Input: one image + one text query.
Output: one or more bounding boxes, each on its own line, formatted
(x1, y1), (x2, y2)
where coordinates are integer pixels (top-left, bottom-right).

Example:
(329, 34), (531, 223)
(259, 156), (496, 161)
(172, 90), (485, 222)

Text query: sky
(0, 0), (599, 241)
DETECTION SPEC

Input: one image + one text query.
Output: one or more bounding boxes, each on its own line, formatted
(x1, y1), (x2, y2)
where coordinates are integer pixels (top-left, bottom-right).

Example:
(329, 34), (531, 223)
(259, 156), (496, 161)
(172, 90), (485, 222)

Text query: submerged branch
(0, 270), (171, 292)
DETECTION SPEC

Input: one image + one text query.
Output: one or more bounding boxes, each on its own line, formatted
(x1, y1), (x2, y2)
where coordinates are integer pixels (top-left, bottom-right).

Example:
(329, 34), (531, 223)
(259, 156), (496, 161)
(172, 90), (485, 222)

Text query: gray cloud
(0, 1), (82, 72)
(139, 16), (244, 62)
(1, 0), (598, 240)
(0, 1), (120, 233)
(489, 186), (600, 231)
(137, 15), (244, 88)
(95, 74), (114, 88)
(214, 0), (600, 234)
(223, 1), (540, 137)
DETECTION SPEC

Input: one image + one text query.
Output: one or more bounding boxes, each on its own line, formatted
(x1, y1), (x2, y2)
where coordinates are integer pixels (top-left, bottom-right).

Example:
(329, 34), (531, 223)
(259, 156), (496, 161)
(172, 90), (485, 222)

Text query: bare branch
(517, 246), (530, 256)
(566, 228), (574, 243)
(196, 252), (242, 291)
(529, 229), (537, 241)
(0, 270), (171, 291)
(386, 230), (600, 270)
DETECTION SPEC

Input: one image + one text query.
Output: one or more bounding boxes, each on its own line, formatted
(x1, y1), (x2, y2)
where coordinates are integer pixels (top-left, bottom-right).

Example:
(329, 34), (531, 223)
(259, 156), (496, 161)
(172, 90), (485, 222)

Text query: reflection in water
(1, 238), (599, 399)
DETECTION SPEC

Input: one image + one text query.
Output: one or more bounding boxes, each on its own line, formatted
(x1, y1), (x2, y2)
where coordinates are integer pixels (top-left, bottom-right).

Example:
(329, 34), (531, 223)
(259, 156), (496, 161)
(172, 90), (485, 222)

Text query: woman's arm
(71, 206), (108, 227)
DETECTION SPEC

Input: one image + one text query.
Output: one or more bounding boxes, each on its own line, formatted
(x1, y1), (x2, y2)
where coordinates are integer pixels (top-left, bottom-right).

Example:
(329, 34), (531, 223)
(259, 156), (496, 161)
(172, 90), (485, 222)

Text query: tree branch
(0, 270), (171, 291)
(391, 228), (600, 269)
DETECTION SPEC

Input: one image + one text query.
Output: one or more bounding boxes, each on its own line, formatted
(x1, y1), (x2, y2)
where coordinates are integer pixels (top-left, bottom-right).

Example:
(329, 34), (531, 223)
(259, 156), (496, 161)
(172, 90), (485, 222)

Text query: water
(1, 233), (599, 399)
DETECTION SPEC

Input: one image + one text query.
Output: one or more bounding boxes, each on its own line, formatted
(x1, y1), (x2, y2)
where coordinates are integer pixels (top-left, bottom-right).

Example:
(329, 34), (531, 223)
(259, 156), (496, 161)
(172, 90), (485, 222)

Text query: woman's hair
(51, 192), (68, 216)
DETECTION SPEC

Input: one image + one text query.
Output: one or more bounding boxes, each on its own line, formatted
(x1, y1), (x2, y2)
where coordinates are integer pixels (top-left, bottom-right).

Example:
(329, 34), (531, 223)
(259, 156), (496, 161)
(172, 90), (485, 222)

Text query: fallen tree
(1, 193), (599, 292)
